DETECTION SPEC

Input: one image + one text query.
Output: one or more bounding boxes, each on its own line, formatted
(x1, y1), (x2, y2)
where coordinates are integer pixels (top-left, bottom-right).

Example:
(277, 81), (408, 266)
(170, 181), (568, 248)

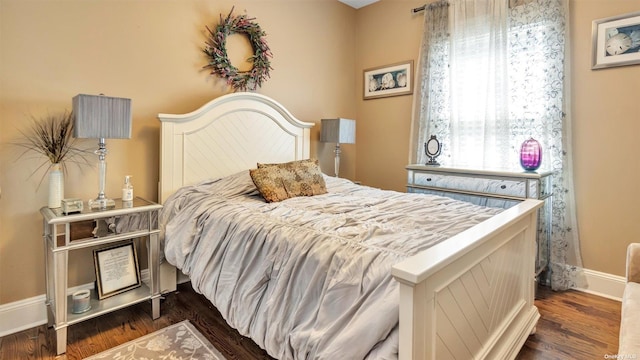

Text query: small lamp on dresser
(73, 93), (132, 210)
(320, 118), (355, 177)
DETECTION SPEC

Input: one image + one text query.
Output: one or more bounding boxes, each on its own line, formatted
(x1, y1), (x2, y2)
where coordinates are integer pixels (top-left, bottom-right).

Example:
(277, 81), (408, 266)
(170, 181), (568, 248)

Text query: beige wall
(354, 0), (640, 278)
(571, 0), (640, 277)
(0, 0), (357, 304)
(1, 0), (639, 307)
(354, 1), (424, 191)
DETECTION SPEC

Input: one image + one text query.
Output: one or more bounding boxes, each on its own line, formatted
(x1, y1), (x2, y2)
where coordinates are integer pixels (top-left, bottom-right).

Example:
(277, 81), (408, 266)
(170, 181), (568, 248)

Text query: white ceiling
(338, 0), (380, 9)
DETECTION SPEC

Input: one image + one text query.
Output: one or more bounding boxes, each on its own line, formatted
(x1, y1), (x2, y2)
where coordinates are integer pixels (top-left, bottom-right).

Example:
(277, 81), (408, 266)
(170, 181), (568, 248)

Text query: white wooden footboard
(392, 199), (542, 360)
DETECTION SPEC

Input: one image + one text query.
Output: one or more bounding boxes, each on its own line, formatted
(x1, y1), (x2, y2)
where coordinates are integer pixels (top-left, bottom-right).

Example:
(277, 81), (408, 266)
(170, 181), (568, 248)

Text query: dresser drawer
(409, 171), (492, 192)
(484, 179), (527, 197)
(409, 171), (530, 198)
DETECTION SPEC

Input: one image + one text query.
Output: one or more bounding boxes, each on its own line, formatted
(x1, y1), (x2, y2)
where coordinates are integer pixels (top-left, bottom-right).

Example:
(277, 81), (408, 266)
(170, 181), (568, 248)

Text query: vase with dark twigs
(14, 111), (91, 208)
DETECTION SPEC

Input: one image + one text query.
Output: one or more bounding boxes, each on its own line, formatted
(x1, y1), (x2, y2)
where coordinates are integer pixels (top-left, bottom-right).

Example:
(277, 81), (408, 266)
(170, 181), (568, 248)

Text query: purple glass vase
(520, 138), (542, 171)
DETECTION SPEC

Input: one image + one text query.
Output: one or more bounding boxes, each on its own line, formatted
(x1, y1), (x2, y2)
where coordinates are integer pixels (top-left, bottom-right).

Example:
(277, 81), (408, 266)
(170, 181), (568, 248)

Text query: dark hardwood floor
(0, 283), (621, 360)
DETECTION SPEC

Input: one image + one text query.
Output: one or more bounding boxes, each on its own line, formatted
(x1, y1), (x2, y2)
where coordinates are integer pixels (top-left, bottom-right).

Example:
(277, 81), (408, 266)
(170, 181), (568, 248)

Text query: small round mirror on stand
(424, 135), (442, 166)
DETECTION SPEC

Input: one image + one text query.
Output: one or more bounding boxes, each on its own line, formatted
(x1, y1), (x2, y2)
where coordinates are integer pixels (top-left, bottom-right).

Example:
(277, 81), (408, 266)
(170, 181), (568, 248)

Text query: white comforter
(160, 171), (502, 360)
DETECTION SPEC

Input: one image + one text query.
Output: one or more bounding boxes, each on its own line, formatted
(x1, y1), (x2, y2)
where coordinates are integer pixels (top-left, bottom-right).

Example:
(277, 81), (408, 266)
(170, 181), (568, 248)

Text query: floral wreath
(203, 8), (273, 91)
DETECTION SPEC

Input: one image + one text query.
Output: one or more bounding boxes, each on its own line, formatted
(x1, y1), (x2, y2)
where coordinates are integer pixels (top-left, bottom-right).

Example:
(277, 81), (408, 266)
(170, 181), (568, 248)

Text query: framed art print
(363, 60), (413, 100)
(592, 11), (640, 69)
(93, 241), (141, 299)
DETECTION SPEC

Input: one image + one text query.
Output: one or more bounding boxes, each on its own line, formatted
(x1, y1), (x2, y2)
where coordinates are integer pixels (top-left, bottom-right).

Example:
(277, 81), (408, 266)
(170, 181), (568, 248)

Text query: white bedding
(160, 171), (503, 360)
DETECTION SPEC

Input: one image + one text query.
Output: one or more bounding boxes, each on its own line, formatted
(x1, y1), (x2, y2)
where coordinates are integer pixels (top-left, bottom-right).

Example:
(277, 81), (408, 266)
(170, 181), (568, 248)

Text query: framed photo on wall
(363, 60), (413, 100)
(93, 241), (141, 299)
(592, 11), (640, 70)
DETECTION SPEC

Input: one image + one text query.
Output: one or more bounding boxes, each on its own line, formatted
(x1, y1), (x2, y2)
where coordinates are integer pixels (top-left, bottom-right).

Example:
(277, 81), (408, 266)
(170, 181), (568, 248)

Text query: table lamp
(73, 94), (132, 210)
(320, 118), (355, 177)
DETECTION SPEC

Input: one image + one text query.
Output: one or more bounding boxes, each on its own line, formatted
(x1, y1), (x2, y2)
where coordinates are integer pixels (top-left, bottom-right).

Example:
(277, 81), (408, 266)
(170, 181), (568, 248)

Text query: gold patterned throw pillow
(250, 159), (327, 202)
(249, 166), (290, 202)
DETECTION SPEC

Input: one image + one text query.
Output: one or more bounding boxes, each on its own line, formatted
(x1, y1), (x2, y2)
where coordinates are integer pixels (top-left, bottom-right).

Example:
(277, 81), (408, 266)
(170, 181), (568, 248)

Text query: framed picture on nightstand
(93, 241), (141, 299)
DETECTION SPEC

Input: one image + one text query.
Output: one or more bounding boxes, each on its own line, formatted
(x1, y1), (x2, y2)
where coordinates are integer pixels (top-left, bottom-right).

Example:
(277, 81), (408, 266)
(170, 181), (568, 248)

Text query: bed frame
(157, 92), (542, 360)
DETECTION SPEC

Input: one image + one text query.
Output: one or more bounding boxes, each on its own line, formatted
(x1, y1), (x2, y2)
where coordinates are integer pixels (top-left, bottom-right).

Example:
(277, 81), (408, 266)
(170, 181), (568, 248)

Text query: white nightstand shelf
(64, 284), (151, 325)
(41, 197), (163, 355)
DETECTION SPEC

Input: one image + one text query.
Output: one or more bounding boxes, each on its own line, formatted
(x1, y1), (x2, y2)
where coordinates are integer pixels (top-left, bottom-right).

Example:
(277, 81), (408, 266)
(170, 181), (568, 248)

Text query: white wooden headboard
(157, 92), (314, 203)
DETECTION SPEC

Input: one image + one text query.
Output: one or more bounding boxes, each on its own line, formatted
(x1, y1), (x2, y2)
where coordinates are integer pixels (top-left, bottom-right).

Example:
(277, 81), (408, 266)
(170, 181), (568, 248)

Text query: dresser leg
(152, 296), (160, 319)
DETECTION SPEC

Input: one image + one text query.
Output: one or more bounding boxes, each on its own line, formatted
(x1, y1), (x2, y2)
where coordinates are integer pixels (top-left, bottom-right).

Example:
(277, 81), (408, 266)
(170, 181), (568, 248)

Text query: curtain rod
(412, 5), (426, 13)
(412, 1), (449, 14)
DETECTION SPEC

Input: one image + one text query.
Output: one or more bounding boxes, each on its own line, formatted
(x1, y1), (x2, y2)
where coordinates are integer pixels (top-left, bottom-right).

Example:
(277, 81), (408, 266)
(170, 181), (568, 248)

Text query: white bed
(157, 92), (542, 360)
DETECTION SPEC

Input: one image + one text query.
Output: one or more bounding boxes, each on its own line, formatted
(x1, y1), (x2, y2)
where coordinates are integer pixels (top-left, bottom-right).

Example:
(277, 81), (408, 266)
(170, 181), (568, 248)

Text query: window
(411, 0), (584, 291)
(417, 1), (565, 170)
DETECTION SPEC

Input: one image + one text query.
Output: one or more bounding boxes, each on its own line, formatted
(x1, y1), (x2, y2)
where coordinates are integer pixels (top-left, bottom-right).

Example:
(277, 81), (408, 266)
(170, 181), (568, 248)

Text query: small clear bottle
(122, 175), (134, 202)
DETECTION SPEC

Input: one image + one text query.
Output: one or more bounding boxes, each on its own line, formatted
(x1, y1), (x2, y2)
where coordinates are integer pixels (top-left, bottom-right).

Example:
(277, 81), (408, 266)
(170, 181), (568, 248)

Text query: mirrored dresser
(406, 164), (553, 283)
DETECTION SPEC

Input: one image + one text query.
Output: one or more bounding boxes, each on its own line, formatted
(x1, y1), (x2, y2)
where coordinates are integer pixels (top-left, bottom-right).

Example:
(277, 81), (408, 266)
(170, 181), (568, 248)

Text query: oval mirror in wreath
(226, 33), (255, 73)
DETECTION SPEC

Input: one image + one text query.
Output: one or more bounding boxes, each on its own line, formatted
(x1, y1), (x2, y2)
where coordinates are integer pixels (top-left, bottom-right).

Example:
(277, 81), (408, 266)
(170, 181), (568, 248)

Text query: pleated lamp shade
(73, 94), (132, 139)
(320, 118), (356, 144)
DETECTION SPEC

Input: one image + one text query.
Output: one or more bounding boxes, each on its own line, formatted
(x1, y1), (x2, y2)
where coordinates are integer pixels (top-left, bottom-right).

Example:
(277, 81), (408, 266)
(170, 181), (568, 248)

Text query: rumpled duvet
(160, 171), (503, 360)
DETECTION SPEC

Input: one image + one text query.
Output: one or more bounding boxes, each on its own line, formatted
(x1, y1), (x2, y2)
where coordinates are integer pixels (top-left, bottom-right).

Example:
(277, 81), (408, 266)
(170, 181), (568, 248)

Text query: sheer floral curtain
(409, 0), (585, 290)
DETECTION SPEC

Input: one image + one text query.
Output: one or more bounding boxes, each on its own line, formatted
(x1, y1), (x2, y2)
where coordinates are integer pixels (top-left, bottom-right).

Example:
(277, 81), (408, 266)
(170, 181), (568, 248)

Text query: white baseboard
(0, 294), (48, 338)
(0, 268), (625, 337)
(575, 268), (625, 302)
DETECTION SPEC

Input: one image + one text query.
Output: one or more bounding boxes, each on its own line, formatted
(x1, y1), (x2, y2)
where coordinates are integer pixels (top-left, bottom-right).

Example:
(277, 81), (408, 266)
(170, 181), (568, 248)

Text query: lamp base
(88, 197), (116, 210)
(334, 143), (341, 178)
